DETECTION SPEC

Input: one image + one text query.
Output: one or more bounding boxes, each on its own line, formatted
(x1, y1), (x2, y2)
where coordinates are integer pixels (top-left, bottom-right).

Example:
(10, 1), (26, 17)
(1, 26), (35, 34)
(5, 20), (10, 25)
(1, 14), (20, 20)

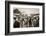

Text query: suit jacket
(13, 21), (20, 28)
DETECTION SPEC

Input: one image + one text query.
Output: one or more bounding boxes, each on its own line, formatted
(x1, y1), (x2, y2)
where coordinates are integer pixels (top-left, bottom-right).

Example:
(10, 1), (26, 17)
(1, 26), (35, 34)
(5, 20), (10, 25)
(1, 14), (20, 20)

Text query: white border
(10, 4), (42, 32)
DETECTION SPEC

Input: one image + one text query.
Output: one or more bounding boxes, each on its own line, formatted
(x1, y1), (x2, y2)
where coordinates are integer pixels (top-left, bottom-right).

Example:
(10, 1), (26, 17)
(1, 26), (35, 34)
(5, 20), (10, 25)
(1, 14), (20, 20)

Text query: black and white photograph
(13, 8), (39, 28)
(5, 1), (45, 35)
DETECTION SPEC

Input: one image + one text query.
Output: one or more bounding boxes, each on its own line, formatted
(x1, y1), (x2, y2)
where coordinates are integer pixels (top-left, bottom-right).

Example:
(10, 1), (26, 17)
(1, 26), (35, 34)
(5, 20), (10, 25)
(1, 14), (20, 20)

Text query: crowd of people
(13, 14), (39, 28)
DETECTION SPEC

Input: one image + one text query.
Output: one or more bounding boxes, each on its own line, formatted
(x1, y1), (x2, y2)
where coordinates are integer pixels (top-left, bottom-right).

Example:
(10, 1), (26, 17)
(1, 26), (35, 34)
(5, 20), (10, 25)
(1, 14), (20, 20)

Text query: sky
(16, 8), (39, 16)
